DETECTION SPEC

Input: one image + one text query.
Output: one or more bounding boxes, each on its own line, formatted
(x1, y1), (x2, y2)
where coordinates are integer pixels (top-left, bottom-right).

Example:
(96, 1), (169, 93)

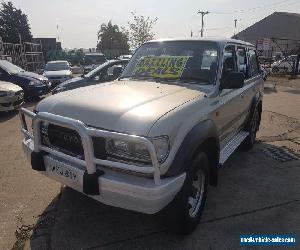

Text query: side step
(219, 131), (249, 166)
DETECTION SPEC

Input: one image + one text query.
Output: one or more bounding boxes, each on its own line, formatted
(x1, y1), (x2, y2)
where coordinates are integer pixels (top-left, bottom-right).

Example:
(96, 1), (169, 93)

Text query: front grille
(13, 99), (23, 106)
(44, 124), (84, 158)
(41, 124), (107, 160)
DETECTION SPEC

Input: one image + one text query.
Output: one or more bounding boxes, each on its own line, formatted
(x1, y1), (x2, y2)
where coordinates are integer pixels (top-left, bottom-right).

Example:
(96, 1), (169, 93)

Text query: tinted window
(221, 45), (237, 79)
(0, 60), (24, 74)
(248, 49), (259, 76)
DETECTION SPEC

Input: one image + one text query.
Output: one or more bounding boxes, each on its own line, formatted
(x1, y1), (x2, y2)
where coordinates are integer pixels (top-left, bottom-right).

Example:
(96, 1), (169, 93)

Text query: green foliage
(0, 1), (32, 43)
(97, 21), (129, 52)
(123, 12), (158, 49)
(46, 49), (85, 65)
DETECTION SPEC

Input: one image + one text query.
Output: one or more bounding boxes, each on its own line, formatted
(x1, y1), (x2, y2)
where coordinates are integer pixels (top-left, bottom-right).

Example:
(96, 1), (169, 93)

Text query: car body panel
(37, 80), (205, 135)
(0, 81), (24, 111)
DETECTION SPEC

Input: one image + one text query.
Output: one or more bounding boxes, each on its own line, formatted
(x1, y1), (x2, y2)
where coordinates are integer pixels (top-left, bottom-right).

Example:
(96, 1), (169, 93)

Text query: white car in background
(43, 61), (73, 87)
(271, 55), (300, 74)
(0, 80), (24, 112)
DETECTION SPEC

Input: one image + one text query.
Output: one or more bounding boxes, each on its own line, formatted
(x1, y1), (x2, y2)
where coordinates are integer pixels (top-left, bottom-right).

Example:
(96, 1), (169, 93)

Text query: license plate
(44, 157), (79, 182)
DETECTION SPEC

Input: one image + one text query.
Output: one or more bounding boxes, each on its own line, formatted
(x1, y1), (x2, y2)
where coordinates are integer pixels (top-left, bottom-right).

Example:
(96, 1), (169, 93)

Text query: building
(32, 38), (62, 58)
(235, 12), (300, 58)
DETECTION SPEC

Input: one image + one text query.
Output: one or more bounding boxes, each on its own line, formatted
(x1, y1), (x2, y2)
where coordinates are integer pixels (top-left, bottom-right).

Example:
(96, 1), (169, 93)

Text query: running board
(219, 131), (249, 165)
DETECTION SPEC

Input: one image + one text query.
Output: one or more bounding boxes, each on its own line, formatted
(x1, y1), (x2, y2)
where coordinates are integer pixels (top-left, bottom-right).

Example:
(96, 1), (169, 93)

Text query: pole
(234, 19), (238, 39)
(198, 11), (209, 37)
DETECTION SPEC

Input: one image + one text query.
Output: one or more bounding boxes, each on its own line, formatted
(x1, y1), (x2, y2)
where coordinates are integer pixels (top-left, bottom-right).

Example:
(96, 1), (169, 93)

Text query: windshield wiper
(179, 77), (211, 84)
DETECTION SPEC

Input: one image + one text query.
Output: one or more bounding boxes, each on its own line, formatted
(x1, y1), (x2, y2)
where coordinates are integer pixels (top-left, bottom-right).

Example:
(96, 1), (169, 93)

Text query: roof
(147, 37), (255, 47)
(236, 12), (300, 43)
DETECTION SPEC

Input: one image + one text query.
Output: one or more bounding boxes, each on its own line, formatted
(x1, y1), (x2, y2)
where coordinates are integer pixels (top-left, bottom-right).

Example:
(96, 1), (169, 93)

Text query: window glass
(248, 49), (259, 76)
(237, 47), (248, 78)
(221, 45), (237, 79)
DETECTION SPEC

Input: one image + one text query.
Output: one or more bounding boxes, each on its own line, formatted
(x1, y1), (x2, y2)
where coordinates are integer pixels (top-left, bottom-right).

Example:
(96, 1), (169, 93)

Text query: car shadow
(0, 110), (19, 122)
(28, 143), (300, 249)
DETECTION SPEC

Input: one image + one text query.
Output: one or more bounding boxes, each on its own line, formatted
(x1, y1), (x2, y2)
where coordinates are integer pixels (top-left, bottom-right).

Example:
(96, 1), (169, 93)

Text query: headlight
(105, 136), (170, 164)
(0, 91), (8, 97)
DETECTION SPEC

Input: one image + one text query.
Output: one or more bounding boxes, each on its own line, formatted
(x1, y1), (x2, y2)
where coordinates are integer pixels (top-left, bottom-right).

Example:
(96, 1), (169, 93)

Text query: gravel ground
(0, 77), (299, 250)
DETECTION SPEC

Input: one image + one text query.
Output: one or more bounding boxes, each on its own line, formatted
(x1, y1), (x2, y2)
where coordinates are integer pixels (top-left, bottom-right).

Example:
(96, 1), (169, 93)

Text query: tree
(124, 12), (158, 49)
(0, 1), (32, 44)
(97, 21), (129, 52)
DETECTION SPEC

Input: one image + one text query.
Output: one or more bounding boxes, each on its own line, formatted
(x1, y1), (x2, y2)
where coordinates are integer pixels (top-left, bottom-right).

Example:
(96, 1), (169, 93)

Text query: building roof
(235, 12), (300, 44)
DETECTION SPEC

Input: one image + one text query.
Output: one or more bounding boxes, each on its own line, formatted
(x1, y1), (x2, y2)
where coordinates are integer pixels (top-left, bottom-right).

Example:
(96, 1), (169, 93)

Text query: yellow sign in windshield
(132, 56), (189, 79)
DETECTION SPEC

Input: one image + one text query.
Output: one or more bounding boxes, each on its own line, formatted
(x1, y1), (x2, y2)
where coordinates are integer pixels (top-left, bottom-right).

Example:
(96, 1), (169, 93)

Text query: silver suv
(20, 38), (263, 234)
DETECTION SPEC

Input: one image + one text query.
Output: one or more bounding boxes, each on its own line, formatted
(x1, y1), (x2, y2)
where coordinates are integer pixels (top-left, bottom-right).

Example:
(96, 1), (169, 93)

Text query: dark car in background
(0, 60), (51, 99)
(52, 59), (129, 94)
(83, 53), (107, 74)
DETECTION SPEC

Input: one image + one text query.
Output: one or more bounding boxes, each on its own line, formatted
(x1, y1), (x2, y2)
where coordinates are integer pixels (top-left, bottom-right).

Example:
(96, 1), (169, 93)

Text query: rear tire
(162, 152), (209, 235)
(242, 106), (261, 150)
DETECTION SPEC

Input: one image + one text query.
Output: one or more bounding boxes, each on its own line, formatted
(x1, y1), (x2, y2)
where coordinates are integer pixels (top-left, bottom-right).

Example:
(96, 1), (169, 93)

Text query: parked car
(83, 53), (107, 74)
(0, 60), (51, 99)
(20, 38), (263, 235)
(71, 65), (84, 75)
(271, 55), (300, 73)
(52, 59), (129, 94)
(43, 61), (73, 87)
(0, 80), (24, 112)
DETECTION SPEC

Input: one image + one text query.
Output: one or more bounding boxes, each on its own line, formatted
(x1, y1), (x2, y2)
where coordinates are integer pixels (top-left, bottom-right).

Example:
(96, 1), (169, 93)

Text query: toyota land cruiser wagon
(20, 38), (263, 234)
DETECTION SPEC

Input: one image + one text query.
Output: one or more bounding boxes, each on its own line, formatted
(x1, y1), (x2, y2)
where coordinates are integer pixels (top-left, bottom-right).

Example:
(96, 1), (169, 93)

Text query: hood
(57, 76), (84, 88)
(0, 81), (22, 92)
(44, 70), (72, 77)
(16, 71), (47, 81)
(37, 81), (205, 136)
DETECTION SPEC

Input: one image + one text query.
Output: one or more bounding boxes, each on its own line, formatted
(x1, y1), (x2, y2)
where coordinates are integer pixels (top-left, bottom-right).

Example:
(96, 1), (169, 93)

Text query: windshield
(45, 62), (69, 71)
(121, 41), (219, 84)
(84, 55), (106, 66)
(0, 60), (24, 74)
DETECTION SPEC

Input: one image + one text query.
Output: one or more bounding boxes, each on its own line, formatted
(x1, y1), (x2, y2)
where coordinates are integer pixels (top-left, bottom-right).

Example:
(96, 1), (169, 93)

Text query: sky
(8, 0), (300, 49)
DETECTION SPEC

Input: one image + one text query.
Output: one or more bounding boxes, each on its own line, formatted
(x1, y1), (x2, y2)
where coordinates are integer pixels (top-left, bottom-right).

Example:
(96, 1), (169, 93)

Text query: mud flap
(31, 151), (46, 171)
(83, 169), (105, 195)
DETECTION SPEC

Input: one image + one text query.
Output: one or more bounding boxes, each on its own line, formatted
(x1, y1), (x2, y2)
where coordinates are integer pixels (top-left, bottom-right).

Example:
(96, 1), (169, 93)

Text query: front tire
(162, 152), (209, 235)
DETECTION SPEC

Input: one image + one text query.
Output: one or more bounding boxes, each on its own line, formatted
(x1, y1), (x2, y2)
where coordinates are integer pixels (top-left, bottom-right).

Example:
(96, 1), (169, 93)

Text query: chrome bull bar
(19, 108), (161, 185)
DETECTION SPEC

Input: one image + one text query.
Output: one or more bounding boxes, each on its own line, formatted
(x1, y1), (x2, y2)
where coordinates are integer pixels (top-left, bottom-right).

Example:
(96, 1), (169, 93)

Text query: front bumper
(19, 109), (185, 214)
(22, 138), (185, 214)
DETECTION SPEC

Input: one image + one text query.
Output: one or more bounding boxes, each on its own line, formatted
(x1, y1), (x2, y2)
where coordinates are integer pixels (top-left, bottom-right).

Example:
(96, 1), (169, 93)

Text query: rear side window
(248, 49), (259, 77)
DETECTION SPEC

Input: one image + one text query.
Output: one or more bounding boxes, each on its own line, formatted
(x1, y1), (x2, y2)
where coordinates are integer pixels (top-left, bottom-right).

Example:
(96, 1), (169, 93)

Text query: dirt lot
(0, 77), (299, 250)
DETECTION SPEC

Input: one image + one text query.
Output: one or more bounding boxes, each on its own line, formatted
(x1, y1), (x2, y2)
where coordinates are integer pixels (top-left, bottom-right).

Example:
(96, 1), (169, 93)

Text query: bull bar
(19, 108), (162, 185)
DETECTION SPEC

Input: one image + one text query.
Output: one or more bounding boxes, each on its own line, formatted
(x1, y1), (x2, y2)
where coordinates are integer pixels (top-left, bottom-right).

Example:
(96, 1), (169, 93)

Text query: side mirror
(220, 72), (245, 90)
